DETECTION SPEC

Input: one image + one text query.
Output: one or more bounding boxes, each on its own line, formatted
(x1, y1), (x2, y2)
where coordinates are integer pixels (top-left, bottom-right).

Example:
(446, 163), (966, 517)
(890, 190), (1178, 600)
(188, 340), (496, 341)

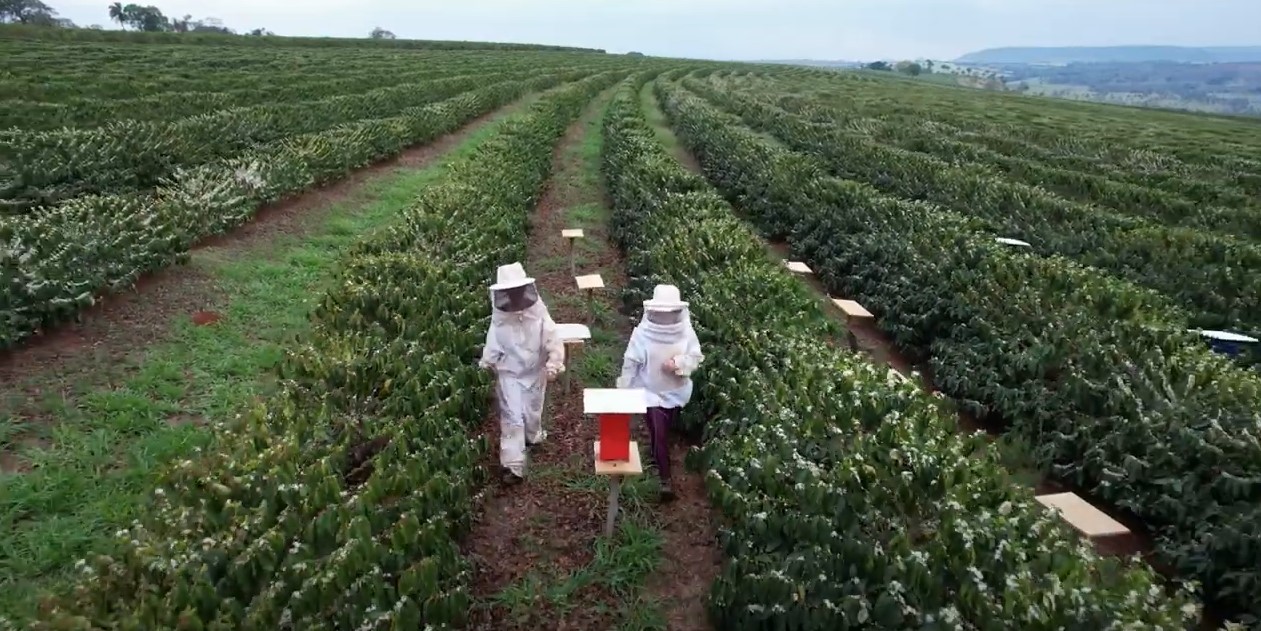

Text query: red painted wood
(598, 413), (631, 461)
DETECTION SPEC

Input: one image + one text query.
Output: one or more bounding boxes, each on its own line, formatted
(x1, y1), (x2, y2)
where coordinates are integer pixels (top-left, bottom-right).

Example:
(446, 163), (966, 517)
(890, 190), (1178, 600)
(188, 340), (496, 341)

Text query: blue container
(1195, 330), (1260, 359)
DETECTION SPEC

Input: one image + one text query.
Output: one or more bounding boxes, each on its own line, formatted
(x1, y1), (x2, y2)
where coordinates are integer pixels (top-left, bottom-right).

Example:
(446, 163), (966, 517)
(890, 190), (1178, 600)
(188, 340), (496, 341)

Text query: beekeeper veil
(639, 284), (692, 344)
(489, 262), (540, 314)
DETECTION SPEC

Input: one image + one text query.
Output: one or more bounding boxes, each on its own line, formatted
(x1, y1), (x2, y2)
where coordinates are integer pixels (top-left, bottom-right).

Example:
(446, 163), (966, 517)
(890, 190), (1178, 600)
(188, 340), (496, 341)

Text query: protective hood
(634, 307), (694, 345)
(490, 286), (549, 323)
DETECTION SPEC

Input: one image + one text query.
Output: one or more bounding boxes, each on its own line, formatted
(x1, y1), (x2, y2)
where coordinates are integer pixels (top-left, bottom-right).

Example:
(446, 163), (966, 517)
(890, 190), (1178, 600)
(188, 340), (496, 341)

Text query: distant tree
(626, 51), (645, 57)
(131, 6), (169, 31)
(370, 26), (395, 39)
(924, 60), (934, 73)
(1, 0), (64, 25)
(865, 61), (891, 71)
(248, 27), (274, 36)
(189, 16), (232, 34)
(166, 13), (233, 34)
(108, 3), (171, 31)
(107, 1), (123, 26)
(895, 61), (923, 76)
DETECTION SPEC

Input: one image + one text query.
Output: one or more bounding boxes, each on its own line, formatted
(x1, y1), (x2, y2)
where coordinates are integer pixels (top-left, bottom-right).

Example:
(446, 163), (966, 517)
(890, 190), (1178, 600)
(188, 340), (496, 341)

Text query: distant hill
(957, 46), (1261, 65)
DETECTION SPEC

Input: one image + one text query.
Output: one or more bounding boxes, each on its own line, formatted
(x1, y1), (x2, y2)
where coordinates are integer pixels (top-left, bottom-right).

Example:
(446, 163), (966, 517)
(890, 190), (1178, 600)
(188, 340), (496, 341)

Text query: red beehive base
(598, 413), (631, 461)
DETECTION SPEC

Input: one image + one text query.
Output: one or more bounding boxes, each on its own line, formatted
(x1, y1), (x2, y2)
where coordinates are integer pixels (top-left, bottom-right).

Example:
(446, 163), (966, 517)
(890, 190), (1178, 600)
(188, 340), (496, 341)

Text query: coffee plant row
(656, 79), (1261, 624)
(0, 47), (558, 130)
(3, 61), (608, 207)
(0, 66), (615, 350)
(600, 74), (1199, 629)
(25, 68), (633, 631)
(770, 71), (1261, 196)
(0, 23), (604, 54)
(721, 73), (1261, 240)
(682, 77), (1261, 339)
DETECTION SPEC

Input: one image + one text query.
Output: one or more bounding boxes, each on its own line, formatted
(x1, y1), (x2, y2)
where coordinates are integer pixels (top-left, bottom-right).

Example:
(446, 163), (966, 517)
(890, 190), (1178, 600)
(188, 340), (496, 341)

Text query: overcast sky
(51, 0), (1260, 61)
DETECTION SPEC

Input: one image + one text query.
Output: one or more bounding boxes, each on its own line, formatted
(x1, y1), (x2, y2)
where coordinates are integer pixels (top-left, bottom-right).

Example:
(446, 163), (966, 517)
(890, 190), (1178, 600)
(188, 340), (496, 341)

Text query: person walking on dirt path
(616, 284), (704, 502)
(479, 262), (565, 486)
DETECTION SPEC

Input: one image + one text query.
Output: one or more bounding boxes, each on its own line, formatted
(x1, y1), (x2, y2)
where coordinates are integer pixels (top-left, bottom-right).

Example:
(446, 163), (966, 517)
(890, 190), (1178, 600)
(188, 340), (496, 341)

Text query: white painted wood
(996, 237), (1032, 247)
(832, 298), (874, 319)
(1192, 329), (1258, 343)
(556, 323), (591, 342)
(576, 274), (605, 290)
(584, 388), (647, 415)
(784, 260), (813, 274)
(1036, 492), (1130, 538)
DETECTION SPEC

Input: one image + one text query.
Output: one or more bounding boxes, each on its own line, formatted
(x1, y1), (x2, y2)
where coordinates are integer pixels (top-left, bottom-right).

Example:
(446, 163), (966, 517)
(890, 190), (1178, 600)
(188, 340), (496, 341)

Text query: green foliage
(0, 46), (642, 349)
(896, 61), (923, 76)
(658, 75), (1261, 624)
(0, 48), (558, 128)
(0, 21), (607, 52)
(685, 76), (1261, 336)
(26, 70), (624, 630)
(602, 74), (1196, 628)
(0, 0), (62, 25)
(108, 3), (170, 32)
(1, 66), (588, 205)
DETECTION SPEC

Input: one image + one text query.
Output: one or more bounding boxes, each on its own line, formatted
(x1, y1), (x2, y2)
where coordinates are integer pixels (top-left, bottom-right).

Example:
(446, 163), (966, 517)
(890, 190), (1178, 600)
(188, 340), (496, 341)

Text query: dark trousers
(645, 406), (679, 482)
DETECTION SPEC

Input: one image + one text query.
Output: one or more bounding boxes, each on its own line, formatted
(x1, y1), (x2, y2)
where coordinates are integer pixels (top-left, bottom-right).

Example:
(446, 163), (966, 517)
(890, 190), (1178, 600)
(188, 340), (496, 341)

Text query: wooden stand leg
(565, 343), (582, 395)
(604, 475), (623, 537)
(568, 239), (575, 277)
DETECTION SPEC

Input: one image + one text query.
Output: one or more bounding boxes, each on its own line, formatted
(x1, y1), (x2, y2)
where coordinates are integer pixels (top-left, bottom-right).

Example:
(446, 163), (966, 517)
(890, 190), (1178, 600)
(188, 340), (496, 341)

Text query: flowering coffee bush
(602, 76), (1196, 628)
(0, 59), (618, 349)
(659, 78), (1261, 623)
(27, 70), (629, 630)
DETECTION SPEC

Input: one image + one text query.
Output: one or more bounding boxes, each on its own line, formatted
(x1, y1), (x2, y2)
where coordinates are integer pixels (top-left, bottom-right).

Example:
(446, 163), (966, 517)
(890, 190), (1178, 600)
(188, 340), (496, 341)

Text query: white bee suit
(479, 283), (565, 478)
(615, 285), (704, 408)
(616, 311), (703, 407)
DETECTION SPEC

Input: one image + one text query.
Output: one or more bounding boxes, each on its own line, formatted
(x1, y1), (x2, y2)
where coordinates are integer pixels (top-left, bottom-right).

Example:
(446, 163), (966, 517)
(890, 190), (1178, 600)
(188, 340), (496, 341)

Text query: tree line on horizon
(1, 0), (397, 39)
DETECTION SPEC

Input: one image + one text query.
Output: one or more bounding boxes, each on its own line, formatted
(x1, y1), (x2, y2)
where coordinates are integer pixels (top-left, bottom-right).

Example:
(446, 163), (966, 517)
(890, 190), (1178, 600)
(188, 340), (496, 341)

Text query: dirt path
(0, 100), (529, 470)
(464, 92), (720, 630)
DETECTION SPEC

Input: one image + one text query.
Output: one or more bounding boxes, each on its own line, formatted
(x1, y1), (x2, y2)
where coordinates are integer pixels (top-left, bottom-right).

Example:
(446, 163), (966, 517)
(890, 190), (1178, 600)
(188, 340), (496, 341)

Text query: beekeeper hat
(490, 262), (535, 290)
(642, 284), (688, 311)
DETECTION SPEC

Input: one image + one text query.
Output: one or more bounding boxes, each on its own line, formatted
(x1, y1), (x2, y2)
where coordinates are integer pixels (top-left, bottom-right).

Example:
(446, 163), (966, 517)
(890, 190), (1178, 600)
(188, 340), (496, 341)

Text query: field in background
(1, 28), (1259, 630)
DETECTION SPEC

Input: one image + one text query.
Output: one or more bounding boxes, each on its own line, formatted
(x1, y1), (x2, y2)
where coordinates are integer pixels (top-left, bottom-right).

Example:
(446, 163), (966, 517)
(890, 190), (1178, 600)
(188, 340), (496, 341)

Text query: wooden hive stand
(555, 323), (591, 394)
(831, 298), (874, 351)
(783, 259), (813, 275)
(585, 388), (647, 537)
(1035, 492), (1135, 554)
(562, 228), (585, 276)
(575, 273), (604, 322)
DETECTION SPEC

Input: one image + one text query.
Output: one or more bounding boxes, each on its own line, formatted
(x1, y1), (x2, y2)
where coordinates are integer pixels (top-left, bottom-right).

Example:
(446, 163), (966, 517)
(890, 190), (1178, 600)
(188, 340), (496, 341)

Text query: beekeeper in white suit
(616, 284), (704, 501)
(479, 262), (565, 485)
